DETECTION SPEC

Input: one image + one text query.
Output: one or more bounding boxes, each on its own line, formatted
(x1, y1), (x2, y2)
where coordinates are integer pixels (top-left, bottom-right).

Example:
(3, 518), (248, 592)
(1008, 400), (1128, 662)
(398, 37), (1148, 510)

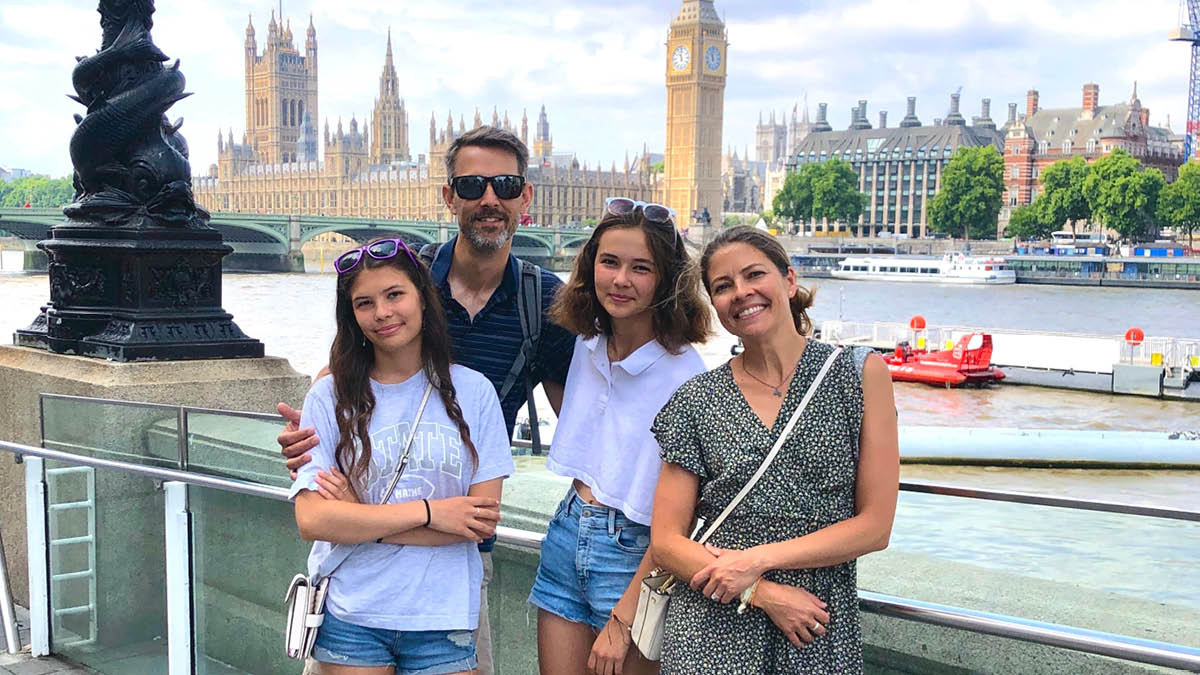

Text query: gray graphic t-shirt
(289, 365), (514, 631)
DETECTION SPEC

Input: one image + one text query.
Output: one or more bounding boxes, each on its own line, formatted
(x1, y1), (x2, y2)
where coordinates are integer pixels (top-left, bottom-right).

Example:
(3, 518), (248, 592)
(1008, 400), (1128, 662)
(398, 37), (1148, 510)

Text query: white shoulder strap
(696, 346), (843, 545)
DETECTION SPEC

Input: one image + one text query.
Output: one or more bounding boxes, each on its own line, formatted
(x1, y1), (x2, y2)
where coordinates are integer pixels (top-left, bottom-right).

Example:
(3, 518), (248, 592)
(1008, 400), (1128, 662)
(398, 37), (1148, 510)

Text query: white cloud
(0, 0), (1190, 176)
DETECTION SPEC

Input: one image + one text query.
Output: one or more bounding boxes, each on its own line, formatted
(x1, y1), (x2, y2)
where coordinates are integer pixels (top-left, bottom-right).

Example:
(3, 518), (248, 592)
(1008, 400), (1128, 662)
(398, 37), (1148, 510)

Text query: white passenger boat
(832, 252), (1016, 285)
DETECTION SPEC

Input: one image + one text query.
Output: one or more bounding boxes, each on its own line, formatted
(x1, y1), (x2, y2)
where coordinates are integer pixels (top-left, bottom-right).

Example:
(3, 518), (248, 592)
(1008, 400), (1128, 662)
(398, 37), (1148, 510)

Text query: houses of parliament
(193, 1), (730, 227)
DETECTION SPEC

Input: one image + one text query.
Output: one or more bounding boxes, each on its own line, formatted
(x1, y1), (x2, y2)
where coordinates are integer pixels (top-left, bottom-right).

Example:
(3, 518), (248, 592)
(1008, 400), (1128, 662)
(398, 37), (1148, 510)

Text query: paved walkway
(0, 607), (93, 675)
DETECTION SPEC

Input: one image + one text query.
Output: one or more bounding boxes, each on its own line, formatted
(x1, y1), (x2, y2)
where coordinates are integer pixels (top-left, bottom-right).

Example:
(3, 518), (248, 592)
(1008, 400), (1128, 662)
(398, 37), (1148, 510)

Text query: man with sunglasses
(278, 126), (575, 675)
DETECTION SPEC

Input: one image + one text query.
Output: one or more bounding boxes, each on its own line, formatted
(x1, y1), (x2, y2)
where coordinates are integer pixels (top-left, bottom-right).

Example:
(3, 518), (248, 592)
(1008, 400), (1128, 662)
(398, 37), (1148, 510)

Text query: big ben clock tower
(664, 0), (727, 229)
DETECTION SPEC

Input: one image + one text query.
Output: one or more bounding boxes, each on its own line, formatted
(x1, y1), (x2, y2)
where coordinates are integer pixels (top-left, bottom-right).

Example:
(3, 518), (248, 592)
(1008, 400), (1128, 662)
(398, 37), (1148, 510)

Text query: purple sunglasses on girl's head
(334, 238), (420, 275)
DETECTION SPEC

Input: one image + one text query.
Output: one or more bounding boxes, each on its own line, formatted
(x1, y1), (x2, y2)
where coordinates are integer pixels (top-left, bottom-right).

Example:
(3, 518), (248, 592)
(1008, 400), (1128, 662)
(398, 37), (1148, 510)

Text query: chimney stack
(975, 98), (996, 130)
(1007, 102), (1018, 124)
(879, 111), (888, 128)
(1082, 83), (1100, 120)
(1026, 89), (1040, 119)
(900, 96), (921, 127)
(945, 93), (966, 125)
(813, 103), (833, 132)
(851, 101), (872, 130)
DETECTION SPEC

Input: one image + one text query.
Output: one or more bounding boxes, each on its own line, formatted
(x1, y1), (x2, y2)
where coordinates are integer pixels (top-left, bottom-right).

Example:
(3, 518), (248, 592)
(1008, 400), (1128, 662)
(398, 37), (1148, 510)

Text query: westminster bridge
(0, 208), (594, 272)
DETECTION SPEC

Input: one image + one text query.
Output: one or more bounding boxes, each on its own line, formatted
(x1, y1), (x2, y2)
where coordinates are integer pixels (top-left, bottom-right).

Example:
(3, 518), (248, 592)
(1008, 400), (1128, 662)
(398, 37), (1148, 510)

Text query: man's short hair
(444, 126), (530, 180)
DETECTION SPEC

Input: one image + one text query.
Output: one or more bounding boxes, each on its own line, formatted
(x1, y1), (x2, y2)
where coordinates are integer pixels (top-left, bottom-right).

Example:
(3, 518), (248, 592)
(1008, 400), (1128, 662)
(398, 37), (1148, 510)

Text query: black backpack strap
(417, 242), (442, 269)
(498, 259), (545, 454)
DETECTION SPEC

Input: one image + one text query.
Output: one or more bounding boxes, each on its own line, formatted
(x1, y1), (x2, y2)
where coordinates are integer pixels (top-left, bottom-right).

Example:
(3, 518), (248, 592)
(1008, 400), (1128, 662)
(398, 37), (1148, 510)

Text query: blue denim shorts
(313, 611), (477, 674)
(528, 486), (651, 630)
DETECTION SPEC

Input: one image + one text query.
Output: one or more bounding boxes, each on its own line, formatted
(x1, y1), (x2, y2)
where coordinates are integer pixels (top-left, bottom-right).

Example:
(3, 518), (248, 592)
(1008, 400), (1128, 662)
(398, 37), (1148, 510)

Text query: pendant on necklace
(772, 389), (782, 397)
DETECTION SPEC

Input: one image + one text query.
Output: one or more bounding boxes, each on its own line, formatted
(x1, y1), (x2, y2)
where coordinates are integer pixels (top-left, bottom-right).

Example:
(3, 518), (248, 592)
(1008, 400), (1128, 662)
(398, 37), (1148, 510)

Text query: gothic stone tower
(664, 0), (727, 226)
(371, 30), (410, 164)
(244, 11), (318, 164)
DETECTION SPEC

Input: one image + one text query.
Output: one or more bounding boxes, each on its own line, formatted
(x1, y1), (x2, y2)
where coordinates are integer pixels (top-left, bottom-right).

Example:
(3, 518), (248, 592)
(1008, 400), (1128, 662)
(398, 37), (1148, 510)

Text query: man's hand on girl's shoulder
(277, 402), (319, 478)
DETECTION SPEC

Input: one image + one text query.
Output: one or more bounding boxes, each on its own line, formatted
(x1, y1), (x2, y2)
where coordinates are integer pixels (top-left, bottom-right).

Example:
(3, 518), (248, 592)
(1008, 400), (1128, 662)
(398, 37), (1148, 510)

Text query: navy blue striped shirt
(429, 237), (575, 438)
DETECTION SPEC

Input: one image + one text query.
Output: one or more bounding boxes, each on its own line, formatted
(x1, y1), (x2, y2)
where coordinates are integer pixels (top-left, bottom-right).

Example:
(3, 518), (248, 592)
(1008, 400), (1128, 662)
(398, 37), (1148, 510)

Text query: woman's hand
(587, 615), (632, 675)
(313, 467), (359, 503)
(752, 581), (829, 649)
(427, 496), (501, 542)
(690, 543), (767, 603)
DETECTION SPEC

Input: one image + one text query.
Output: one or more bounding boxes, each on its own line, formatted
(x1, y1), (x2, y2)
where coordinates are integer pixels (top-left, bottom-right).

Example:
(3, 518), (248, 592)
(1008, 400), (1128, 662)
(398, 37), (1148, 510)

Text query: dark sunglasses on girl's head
(450, 174), (526, 201)
(334, 238), (420, 275)
(604, 197), (675, 226)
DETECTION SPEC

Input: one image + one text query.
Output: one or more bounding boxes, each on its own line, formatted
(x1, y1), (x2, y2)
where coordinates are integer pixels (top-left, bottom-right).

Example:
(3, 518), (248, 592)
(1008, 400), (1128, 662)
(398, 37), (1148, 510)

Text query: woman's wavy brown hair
(550, 206), (712, 353)
(699, 226), (815, 336)
(330, 238), (477, 494)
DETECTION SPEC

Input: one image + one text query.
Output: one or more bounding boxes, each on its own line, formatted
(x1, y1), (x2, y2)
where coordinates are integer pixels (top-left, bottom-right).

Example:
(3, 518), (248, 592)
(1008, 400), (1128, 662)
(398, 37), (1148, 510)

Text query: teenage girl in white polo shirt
(528, 198), (713, 675)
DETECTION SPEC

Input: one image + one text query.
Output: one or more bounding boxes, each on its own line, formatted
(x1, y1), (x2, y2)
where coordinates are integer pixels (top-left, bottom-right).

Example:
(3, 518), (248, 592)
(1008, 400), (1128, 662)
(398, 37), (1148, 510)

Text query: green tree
(1005, 200), (1056, 241)
(649, 161), (665, 174)
(773, 163), (819, 226)
(811, 158), (867, 226)
(723, 214), (744, 227)
(1082, 149), (1165, 242)
(580, 217), (598, 227)
(0, 176), (74, 208)
(1039, 156), (1092, 236)
(759, 209), (776, 227)
(1157, 161), (1200, 252)
(928, 145), (1005, 240)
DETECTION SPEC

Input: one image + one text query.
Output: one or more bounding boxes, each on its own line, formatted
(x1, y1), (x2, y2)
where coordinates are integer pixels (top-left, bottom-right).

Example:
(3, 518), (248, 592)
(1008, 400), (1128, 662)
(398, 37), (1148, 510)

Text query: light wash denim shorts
(313, 610), (477, 674)
(528, 485), (651, 630)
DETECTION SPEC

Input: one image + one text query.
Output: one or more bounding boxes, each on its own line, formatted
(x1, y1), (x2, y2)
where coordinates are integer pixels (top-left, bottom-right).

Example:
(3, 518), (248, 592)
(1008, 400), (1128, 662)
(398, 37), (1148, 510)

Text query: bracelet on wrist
(422, 498), (431, 527)
(737, 578), (762, 615)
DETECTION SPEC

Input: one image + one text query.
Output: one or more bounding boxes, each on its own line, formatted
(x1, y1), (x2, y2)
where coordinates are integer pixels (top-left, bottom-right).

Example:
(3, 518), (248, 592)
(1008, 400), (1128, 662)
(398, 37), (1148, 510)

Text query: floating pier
(822, 319), (1200, 400)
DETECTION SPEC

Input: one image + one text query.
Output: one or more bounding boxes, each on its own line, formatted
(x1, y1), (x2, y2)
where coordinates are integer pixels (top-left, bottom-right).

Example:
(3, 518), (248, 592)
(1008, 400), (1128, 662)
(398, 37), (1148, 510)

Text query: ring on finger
(710, 592), (720, 601)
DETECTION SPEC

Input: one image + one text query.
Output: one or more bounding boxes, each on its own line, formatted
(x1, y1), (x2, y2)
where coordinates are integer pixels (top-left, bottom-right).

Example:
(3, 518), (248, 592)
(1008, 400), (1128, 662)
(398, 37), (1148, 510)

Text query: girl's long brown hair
(330, 239), (477, 493)
(550, 207), (712, 352)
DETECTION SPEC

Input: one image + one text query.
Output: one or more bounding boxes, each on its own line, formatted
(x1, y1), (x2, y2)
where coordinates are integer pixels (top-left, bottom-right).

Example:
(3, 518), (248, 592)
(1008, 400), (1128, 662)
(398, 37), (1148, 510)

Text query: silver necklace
(740, 357), (800, 397)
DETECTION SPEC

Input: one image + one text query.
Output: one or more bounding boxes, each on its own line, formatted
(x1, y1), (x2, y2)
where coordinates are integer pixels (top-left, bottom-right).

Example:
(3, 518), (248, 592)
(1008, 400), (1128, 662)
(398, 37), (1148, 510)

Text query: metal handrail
(2, 439), (1200, 670)
(898, 480), (1200, 522)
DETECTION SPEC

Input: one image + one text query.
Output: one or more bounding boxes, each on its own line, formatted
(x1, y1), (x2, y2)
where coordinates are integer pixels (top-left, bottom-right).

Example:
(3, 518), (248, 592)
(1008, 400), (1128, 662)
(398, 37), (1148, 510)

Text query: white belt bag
(283, 383), (434, 660)
(631, 347), (843, 661)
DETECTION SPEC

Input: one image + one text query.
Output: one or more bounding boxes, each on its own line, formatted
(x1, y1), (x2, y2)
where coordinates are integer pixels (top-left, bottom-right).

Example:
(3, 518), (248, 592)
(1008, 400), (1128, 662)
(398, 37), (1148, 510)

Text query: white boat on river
(832, 252), (1016, 285)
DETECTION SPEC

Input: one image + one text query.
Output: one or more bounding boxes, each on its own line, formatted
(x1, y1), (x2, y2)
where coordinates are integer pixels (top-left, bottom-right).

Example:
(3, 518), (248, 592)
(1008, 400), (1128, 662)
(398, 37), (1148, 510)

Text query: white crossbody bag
(284, 382), (434, 660)
(631, 347), (843, 661)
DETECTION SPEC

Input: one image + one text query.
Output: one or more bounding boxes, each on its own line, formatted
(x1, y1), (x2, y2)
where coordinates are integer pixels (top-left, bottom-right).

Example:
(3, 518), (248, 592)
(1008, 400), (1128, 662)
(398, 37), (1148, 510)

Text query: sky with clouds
(0, 0), (1192, 178)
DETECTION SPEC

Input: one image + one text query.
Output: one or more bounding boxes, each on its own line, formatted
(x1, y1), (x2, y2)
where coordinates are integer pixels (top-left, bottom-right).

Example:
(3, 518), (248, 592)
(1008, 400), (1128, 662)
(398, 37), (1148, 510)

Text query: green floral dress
(651, 341), (871, 674)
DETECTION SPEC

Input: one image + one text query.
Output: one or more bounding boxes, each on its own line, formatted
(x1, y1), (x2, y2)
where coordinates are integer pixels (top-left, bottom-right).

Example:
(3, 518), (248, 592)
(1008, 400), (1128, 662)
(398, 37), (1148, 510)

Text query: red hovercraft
(884, 316), (1006, 388)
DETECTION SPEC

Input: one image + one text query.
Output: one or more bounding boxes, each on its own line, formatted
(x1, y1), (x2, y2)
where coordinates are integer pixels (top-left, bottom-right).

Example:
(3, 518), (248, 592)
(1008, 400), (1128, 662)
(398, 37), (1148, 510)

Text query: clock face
(672, 45), (690, 71)
(705, 46), (721, 71)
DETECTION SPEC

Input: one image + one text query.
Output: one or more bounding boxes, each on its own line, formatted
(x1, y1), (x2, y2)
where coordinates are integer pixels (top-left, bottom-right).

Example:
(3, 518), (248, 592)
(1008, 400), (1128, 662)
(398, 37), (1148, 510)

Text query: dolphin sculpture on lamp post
(15, 0), (263, 361)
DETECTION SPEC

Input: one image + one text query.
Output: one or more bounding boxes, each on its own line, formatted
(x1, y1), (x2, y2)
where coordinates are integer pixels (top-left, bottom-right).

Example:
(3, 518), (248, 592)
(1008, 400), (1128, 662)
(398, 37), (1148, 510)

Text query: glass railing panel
(489, 543), (540, 674)
(41, 396), (180, 468)
(188, 485), (306, 675)
(858, 470), (1200, 651)
(44, 459), (167, 673)
(183, 411), (290, 488)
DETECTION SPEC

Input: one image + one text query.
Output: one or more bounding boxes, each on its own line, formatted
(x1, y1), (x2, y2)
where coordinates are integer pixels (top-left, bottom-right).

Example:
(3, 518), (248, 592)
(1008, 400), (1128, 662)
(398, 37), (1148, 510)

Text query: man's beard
(462, 210), (514, 252)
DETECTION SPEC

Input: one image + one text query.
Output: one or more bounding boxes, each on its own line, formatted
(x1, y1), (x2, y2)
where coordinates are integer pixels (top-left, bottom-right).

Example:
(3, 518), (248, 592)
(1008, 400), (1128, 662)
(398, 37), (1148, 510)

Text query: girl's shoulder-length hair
(549, 209), (713, 353)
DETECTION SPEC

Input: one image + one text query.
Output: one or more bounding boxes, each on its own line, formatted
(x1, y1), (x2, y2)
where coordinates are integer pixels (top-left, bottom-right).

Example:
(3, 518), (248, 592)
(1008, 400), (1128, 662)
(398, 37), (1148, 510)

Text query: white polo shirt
(546, 334), (707, 525)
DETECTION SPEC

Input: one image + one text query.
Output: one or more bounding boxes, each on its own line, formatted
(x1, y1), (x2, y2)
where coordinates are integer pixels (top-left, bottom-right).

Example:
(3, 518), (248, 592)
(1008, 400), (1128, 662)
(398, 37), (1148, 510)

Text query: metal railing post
(164, 482), (194, 675)
(24, 457), (49, 656)
(0, 525), (20, 654)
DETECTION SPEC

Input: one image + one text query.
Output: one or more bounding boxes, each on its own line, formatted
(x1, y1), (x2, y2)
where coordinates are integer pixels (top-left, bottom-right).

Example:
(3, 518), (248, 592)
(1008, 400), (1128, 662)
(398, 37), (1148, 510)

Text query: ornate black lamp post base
(15, 225), (263, 361)
(13, 0), (265, 362)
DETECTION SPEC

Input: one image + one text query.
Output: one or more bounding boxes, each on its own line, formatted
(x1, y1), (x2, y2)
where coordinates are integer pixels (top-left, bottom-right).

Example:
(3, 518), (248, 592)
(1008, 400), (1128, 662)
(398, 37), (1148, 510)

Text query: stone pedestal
(0, 345), (310, 607)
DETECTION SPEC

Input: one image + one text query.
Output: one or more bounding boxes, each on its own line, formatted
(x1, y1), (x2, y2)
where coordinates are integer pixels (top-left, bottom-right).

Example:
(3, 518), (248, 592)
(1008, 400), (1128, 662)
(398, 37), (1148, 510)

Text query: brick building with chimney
(1000, 83), (1185, 231)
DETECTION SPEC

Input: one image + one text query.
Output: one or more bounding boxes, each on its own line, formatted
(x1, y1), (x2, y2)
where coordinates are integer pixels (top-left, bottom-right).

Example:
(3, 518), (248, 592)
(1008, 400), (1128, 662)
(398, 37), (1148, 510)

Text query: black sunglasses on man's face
(450, 174), (526, 201)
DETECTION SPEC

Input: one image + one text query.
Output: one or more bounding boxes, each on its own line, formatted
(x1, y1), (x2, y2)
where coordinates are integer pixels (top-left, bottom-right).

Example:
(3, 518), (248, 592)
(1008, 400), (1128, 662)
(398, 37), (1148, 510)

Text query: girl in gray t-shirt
(289, 238), (514, 673)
